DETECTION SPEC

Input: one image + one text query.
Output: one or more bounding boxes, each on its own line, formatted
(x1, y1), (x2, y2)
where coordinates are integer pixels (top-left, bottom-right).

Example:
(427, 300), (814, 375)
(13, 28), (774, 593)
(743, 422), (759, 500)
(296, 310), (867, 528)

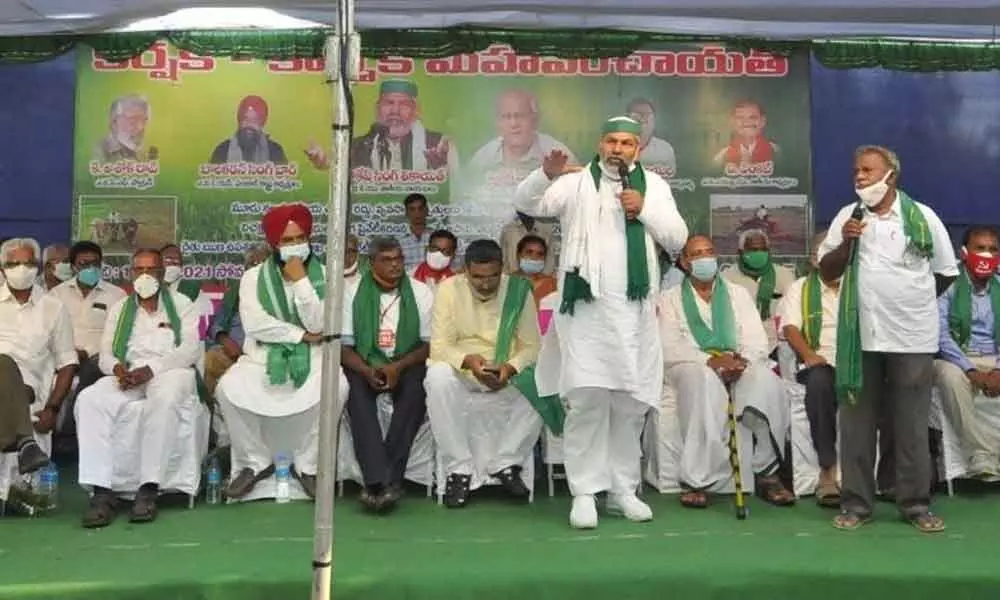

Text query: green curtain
(0, 27), (997, 72)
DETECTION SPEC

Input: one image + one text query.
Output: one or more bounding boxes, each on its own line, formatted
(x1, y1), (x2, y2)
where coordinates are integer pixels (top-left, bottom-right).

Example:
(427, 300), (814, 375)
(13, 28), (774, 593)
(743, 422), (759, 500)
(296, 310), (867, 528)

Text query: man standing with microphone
(515, 116), (688, 529)
(818, 145), (957, 533)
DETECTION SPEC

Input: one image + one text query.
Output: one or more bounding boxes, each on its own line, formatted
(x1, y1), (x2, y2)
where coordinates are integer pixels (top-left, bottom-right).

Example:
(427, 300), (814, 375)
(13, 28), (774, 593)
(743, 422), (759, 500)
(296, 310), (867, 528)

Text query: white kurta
(659, 280), (786, 489)
(514, 165), (688, 407)
(515, 163), (688, 502)
(77, 291), (201, 490)
(215, 264), (326, 479)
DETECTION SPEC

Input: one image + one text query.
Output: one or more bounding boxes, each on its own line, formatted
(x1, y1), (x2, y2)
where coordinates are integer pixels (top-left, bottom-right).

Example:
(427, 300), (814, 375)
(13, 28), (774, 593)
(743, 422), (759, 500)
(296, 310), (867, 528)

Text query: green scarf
(739, 254), (777, 319)
(949, 266), (1000, 351)
(801, 271), (824, 350)
(835, 191), (933, 403)
(680, 277), (737, 353)
(112, 292), (181, 366)
(352, 271), (421, 367)
(257, 256), (326, 388)
(559, 158), (650, 315)
(177, 279), (201, 302)
(495, 276), (565, 435)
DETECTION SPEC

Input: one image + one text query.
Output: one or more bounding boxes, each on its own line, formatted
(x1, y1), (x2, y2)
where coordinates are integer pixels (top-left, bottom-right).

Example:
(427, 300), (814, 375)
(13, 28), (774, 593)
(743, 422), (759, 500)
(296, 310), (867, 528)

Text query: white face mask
(425, 250), (452, 271)
(279, 242), (311, 262)
(855, 170), (893, 208)
(5, 265), (37, 290)
(163, 265), (182, 284)
(53, 262), (74, 282)
(133, 273), (160, 299)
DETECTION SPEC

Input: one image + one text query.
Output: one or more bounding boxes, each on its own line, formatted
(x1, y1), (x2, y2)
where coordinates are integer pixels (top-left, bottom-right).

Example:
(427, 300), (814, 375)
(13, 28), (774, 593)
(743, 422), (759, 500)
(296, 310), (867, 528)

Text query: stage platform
(2, 480), (999, 600)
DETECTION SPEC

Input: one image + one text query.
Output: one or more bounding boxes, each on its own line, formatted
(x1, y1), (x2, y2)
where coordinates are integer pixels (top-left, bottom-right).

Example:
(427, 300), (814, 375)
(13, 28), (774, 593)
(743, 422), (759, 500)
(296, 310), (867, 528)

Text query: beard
(237, 127), (262, 154)
(115, 130), (143, 151)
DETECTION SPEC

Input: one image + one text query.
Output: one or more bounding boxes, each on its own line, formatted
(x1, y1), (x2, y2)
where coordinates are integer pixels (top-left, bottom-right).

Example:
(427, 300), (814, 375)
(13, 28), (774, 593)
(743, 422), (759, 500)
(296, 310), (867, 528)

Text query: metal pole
(311, 2), (358, 596)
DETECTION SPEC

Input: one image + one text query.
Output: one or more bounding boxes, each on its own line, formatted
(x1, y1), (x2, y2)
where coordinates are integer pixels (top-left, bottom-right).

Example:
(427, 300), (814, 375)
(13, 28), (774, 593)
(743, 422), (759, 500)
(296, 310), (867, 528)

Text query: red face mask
(963, 249), (999, 278)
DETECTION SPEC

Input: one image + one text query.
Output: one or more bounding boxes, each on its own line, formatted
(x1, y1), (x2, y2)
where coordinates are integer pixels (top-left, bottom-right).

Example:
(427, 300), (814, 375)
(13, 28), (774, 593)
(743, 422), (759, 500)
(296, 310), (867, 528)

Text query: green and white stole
(680, 277), (738, 353)
(495, 276), (565, 435)
(739, 257), (777, 319)
(112, 292), (182, 366)
(351, 271), (421, 367)
(949, 266), (1000, 351)
(560, 158), (650, 315)
(257, 256), (325, 388)
(801, 271), (824, 351)
(835, 192), (933, 403)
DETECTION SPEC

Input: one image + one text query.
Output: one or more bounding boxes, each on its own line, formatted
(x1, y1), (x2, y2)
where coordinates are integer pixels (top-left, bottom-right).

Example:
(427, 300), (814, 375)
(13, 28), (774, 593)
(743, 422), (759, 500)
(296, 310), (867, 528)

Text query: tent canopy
(3, 1), (1000, 39)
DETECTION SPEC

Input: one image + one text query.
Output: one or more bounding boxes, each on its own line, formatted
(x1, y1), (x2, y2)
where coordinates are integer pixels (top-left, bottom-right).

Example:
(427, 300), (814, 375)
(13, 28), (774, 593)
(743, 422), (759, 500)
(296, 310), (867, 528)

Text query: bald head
(683, 235), (715, 259)
(495, 89), (539, 152)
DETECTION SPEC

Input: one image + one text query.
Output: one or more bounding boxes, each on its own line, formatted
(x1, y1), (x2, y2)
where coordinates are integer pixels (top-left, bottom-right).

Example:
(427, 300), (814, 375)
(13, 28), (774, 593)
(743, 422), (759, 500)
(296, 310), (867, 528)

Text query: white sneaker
(569, 495), (598, 529)
(606, 494), (653, 522)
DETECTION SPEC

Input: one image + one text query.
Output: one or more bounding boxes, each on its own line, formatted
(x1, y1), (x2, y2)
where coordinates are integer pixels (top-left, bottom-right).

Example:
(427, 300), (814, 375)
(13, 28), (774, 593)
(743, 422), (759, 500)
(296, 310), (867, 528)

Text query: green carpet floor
(1, 482), (998, 600)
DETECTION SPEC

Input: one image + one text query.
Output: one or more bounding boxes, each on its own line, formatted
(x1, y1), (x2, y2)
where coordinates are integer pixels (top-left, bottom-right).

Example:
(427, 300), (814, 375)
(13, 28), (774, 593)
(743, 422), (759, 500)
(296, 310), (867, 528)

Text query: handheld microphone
(614, 159), (631, 189)
(848, 205), (864, 258)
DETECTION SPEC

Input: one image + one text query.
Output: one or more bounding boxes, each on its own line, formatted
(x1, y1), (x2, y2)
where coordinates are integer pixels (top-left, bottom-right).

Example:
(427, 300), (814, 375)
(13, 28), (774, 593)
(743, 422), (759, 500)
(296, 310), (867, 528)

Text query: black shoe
(17, 440), (49, 475)
(291, 465), (316, 500)
(225, 465), (275, 499)
(82, 491), (117, 529)
(491, 466), (530, 500)
(376, 484), (402, 513)
(443, 474), (472, 508)
(129, 485), (159, 523)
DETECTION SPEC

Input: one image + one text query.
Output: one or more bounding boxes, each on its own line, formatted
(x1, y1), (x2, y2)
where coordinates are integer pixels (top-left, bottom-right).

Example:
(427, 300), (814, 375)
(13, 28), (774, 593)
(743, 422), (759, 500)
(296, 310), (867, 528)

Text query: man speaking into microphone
(818, 145), (957, 533)
(515, 116), (688, 529)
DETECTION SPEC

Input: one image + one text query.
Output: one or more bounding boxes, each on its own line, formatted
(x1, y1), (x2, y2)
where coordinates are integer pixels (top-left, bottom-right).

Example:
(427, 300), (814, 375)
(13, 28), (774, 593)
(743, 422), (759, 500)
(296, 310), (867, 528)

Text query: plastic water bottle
(38, 463), (58, 510)
(206, 457), (222, 505)
(275, 454), (291, 504)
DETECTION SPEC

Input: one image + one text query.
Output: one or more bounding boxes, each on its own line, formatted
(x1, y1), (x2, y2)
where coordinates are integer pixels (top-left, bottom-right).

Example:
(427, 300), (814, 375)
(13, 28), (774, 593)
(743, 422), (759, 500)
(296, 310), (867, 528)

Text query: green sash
(256, 256), (325, 388)
(177, 279), (201, 302)
(801, 272), (824, 350)
(560, 158), (650, 315)
(495, 276), (565, 435)
(112, 292), (181, 365)
(680, 277), (737, 353)
(739, 257), (777, 319)
(949, 266), (1000, 351)
(835, 191), (933, 403)
(352, 271), (421, 367)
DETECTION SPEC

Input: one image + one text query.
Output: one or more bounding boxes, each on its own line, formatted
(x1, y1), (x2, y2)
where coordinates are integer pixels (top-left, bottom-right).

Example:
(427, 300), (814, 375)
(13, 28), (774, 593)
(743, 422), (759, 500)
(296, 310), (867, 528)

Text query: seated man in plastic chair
(936, 225), (1000, 478)
(0, 238), (77, 477)
(659, 235), (793, 508)
(203, 243), (271, 396)
(339, 236), (434, 513)
(77, 247), (201, 528)
(425, 239), (551, 508)
(215, 203), (326, 501)
(776, 231), (842, 507)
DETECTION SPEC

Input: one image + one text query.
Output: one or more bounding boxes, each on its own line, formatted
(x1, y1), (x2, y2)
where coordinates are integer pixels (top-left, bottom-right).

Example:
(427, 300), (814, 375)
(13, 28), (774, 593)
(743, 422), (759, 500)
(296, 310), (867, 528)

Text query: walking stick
(725, 381), (748, 520)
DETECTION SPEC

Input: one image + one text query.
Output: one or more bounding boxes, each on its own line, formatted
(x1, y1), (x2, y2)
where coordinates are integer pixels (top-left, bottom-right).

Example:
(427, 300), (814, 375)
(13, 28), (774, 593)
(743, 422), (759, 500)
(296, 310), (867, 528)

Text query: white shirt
(342, 276), (434, 358)
(467, 132), (575, 175)
(49, 278), (127, 356)
(659, 278), (770, 368)
(238, 263), (327, 367)
(776, 275), (841, 366)
(0, 284), (77, 390)
(640, 136), (677, 177)
(97, 291), (201, 377)
(818, 195), (958, 353)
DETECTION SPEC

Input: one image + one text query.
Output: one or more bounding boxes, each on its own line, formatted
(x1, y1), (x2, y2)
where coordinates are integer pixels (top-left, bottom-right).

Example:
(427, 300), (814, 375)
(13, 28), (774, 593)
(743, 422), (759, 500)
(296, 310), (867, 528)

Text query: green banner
(349, 43), (813, 260)
(72, 40), (332, 286)
(72, 40), (813, 293)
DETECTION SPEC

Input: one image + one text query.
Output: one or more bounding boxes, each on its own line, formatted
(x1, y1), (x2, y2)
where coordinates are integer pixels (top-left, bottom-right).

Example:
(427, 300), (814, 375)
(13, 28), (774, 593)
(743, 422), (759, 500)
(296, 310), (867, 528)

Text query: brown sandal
(907, 512), (945, 533)
(815, 481), (841, 508)
(756, 475), (795, 506)
(679, 489), (709, 508)
(833, 510), (870, 530)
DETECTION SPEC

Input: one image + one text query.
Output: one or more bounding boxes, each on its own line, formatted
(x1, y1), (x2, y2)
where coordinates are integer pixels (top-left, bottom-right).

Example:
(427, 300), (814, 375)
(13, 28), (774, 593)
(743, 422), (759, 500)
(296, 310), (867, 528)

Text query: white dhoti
(563, 388), (649, 496)
(669, 361), (786, 489)
(216, 359), (320, 476)
(76, 369), (197, 490)
(424, 362), (542, 489)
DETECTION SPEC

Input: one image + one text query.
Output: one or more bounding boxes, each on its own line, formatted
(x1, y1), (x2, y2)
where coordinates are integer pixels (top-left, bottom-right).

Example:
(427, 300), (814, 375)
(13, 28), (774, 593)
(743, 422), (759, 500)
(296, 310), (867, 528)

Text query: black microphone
(848, 205), (864, 258)
(615, 159), (631, 189)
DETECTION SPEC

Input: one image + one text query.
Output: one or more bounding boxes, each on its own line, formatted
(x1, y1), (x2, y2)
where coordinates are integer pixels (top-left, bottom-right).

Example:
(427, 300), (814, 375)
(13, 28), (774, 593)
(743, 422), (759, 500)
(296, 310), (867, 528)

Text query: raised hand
(542, 150), (581, 180)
